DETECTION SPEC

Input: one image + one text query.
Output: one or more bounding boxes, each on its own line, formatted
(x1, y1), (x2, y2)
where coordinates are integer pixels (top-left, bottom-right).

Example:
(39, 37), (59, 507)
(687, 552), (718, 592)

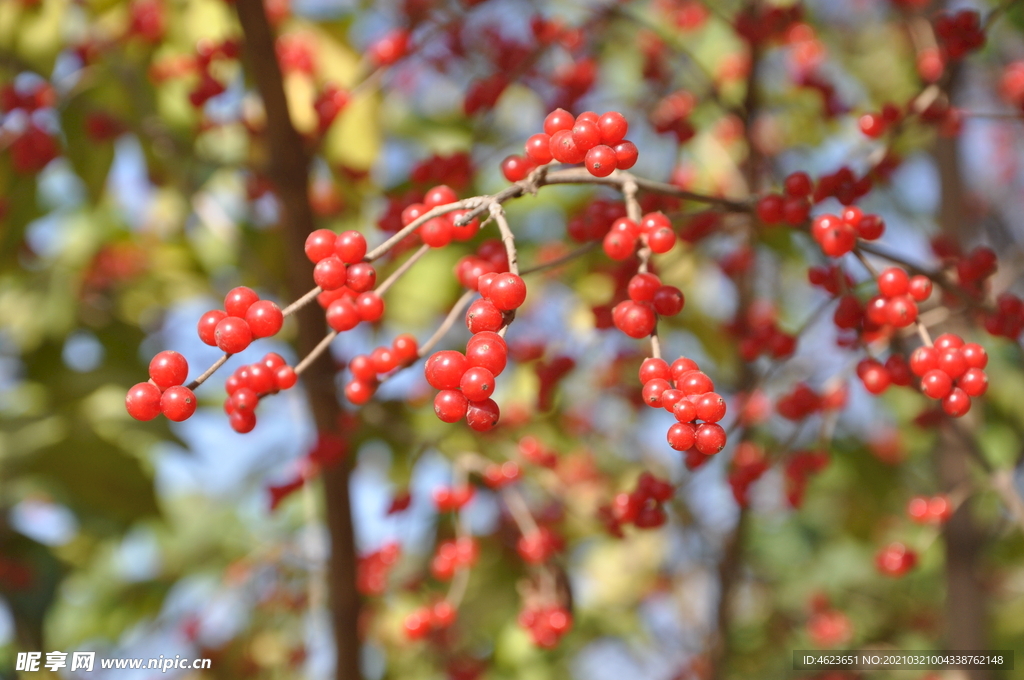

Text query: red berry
(934, 333), (964, 350)
(420, 216), (454, 248)
(215, 316), (252, 354)
(885, 296), (918, 328)
(275, 366), (298, 390)
(501, 155), (535, 182)
(960, 343), (987, 369)
(349, 355), (376, 381)
(647, 227), (677, 253)
(543, 108), (575, 136)
(149, 350), (189, 390)
(460, 366), (496, 401)
(198, 309), (227, 346)
(549, 129), (585, 164)
(857, 214), (885, 240)
(602, 230), (636, 260)
(756, 194), (784, 224)
(486, 273), (527, 310)
(245, 300), (283, 339)
(425, 351), (469, 390)
(878, 268), (910, 298)
(921, 369), (953, 399)
(642, 378), (672, 407)
(160, 385), (197, 422)
(640, 212), (671, 234)
(345, 379), (376, 405)
(356, 293), (385, 322)
(571, 119), (602, 151)
(335, 230), (367, 264)
(231, 387), (259, 412)
(229, 409), (256, 433)
(818, 224), (857, 257)
(401, 203), (428, 226)
(225, 286), (259, 318)
(450, 210), (480, 241)
(910, 346), (939, 376)
(247, 363), (275, 394)
(695, 392), (726, 422)
(393, 333), (419, 364)
(673, 397), (697, 423)
(314, 256), (348, 290)
(326, 298), (361, 332)
(942, 387), (971, 417)
(612, 140), (638, 169)
(466, 398), (500, 431)
(694, 422), (727, 455)
(525, 133), (553, 164)
(667, 422), (696, 451)
(639, 357), (671, 384)
(958, 367), (988, 396)
(908, 275), (933, 301)
(677, 370), (713, 396)
(670, 357), (699, 382)
(466, 299), (504, 333)
(857, 359), (890, 395)
(652, 286), (684, 316)
(784, 172), (812, 197)
(126, 382), (163, 421)
(371, 347), (398, 374)
(584, 144), (617, 177)
(424, 185), (458, 208)
(598, 111), (628, 145)
(346, 263), (377, 293)
(628, 273), (660, 302)
(858, 112), (886, 137)
(466, 331), (508, 376)
(612, 300), (656, 338)
(938, 348), (967, 379)
(367, 29), (409, 66)
(305, 229), (337, 263)
(434, 390), (469, 423)
(783, 196), (811, 225)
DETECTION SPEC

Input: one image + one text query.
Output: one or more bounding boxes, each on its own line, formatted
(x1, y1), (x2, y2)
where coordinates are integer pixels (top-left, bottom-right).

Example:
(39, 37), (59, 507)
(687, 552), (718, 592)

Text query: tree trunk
(234, 3), (362, 679)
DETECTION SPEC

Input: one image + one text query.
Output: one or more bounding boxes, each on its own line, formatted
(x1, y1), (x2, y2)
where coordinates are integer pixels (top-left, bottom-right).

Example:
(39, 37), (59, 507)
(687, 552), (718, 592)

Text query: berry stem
(916, 320), (934, 347)
(518, 241), (599, 276)
(282, 285), (322, 318)
(375, 243), (431, 297)
(185, 353), (230, 390)
(419, 290), (477, 359)
(501, 485), (541, 538)
(295, 330), (338, 375)
(489, 202), (519, 276)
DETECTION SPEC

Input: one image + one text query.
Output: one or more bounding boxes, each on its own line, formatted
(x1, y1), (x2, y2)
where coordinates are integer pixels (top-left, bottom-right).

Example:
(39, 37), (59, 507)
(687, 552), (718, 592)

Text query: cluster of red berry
(197, 286), (284, 355)
(430, 537), (478, 580)
(910, 333), (988, 417)
(650, 91), (697, 144)
(810, 209), (885, 258)
(985, 292), (1024, 339)
(367, 29), (411, 67)
(611, 272), (684, 339)
(731, 302), (798, 362)
(875, 541), (917, 577)
(728, 442), (769, 507)
(433, 485), (475, 513)
(602, 471), (675, 536)
(481, 461), (521, 488)
(356, 542), (401, 596)
(870, 266), (933, 329)
(403, 600), (457, 640)
(754, 171), (813, 226)
(222, 353), (299, 433)
(784, 450), (830, 507)
(426, 273), (525, 430)
(343, 335), (419, 405)
(191, 39), (240, 107)
(518, 436), (558, 468)
(401, 186), (480, 248)
(907, 495), (952, 524)
(858, 103), (903, 138)
(313, 83), (350, 134)
(733, 3), (802, 45)
(602, 211), (678, 260)
(934, 10), (985, 61)
(2, 80), (60, 174)
(635, 356), (729, 455)
(454, 240), (511, 290)
(501, 109), (639, 182)
(125, 351), (196, 423)
(518, 605), (573, 648)
(517, 527), (564, 564)
(777, 383), (828, 421)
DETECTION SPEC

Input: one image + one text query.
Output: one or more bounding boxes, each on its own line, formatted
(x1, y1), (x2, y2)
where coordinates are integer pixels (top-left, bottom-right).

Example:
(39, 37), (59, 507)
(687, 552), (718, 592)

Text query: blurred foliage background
(2, 0), (1024, 679)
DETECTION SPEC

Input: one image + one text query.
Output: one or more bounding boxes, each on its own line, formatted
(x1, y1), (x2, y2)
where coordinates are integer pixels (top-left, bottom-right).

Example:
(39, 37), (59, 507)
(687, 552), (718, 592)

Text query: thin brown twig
(376, 244), (431, 297)
(186, 354), (230, 390)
